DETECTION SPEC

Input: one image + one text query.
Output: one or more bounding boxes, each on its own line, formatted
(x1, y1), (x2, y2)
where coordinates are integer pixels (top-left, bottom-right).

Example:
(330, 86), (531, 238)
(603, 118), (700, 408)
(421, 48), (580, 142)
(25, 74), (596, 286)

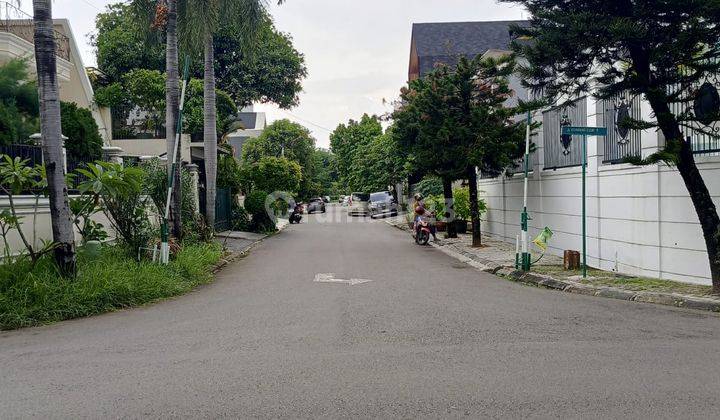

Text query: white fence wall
(479, 96), (718, 285)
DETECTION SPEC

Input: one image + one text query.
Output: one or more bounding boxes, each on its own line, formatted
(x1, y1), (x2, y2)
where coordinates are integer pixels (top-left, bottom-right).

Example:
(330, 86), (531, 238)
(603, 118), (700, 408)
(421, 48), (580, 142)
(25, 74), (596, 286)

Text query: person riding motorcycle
(413, 194), (437, 241)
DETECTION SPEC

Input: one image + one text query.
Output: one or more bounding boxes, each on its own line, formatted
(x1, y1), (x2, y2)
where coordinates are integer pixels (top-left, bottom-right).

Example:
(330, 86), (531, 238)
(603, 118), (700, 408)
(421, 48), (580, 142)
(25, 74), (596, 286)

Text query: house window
(602, 92), (642, 163)
(542, 97), (587, 169)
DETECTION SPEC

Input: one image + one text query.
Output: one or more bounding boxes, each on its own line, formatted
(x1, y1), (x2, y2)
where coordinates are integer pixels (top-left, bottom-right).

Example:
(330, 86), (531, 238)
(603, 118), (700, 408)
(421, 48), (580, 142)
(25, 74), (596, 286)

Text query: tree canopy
(392, 55), (527, 245)
(92, 2), (305, 107)
(241, 119), (316, 198)
(329, 114), (384, 192)
(0, 59), (39, 145)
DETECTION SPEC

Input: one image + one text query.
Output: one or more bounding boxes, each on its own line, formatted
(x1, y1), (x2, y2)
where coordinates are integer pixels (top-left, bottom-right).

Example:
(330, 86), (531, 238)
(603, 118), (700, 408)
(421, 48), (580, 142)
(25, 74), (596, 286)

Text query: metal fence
(668, 57), (720, 156)
(0, 143), (42, 166)
(542, 97), (588, 169)
(601, 92), (643, 163)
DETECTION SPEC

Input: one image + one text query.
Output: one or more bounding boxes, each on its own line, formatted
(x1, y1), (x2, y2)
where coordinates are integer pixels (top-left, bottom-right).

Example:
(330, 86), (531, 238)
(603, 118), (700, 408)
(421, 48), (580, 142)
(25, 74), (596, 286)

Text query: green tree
(503, 0), (720, 292)
(214, 14), (306, 108)
(91, 2), (165, 84)
(241, 156), (302, 195)
(310, 149), (339, 196)
(242, 119), (316, 198)
(0, 59), (39, 145)
(348, 129), (408, 193)
(393, 55), (526, 246)
(329, 114), (383, 191)
(60, 102), (103, 162)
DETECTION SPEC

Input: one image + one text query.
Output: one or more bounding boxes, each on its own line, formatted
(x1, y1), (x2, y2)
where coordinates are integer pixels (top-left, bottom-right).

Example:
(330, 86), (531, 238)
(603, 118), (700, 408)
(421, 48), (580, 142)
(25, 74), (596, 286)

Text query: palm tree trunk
(203, 32), (217, 228)
(32, 0), (76, 275)
(165, 0), (182, 238)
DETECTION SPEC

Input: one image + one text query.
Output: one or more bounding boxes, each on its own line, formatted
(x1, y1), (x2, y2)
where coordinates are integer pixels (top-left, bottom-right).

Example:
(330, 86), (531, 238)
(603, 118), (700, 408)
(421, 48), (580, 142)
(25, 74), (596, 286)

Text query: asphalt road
(2, 205), (720, 418)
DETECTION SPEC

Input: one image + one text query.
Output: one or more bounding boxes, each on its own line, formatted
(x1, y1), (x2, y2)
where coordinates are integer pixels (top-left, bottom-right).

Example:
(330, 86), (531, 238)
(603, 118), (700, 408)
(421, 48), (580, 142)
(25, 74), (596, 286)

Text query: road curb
(211, 223), (287, 274)
(384, 219), (720, 313)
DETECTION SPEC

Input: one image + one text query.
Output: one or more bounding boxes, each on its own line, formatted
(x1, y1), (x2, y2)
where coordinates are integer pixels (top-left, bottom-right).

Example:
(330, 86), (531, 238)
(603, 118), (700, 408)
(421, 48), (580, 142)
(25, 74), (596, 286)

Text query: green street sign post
(560, 126), (607, 278)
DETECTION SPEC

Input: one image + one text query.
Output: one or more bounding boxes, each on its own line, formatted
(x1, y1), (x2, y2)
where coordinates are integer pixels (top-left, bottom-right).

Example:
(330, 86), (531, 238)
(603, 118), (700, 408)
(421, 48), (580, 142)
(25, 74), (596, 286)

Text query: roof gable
(411, 20), (528, 77)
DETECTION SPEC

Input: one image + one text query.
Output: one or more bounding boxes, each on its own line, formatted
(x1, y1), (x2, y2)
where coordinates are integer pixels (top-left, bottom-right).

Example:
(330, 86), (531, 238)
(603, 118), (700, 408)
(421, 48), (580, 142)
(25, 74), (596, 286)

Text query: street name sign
(561, 126), (608, 136)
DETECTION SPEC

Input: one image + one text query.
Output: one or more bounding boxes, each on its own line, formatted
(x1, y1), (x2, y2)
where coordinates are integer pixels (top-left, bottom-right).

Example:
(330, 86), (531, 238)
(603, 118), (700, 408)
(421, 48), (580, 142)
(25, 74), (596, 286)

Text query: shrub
(416, 175), (444, 197)
(452, 187), (487, 221)
(245, 190), (275, 233)
(76, 162), (152, 253)
(217, 155), (243, 195)
(241, 156), (302, 195)
(231, 201), (250, 232)
(60, 101), (103, 162)
(141, 158), (196, 223)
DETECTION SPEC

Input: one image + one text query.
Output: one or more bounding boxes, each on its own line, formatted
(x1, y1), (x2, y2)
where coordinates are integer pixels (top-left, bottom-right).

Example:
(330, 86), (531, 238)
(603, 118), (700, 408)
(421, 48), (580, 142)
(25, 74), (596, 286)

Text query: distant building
(408, 20), (528, 81)
(225, 105), (267, 160)
(0, 7), (112, 143)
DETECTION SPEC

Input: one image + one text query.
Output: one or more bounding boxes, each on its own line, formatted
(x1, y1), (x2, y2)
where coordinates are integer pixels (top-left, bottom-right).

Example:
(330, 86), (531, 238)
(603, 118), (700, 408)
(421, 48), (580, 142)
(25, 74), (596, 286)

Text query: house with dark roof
(408, 20), (528, 81)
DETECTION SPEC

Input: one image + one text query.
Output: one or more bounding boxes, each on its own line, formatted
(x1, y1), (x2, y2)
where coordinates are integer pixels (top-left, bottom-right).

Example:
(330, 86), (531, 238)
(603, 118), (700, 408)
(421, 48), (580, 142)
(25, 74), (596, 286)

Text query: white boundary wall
(479, 96), (718, 285)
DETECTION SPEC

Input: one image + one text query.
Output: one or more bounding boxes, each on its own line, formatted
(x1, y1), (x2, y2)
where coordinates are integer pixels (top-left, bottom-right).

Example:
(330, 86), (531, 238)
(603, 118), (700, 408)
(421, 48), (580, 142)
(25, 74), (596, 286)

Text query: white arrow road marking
(313, 273), (373, 285)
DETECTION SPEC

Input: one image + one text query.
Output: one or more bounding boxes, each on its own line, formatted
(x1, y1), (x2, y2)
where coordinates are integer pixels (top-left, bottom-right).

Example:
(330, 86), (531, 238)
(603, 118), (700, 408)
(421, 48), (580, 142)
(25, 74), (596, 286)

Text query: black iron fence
(0, 143), (43, 166)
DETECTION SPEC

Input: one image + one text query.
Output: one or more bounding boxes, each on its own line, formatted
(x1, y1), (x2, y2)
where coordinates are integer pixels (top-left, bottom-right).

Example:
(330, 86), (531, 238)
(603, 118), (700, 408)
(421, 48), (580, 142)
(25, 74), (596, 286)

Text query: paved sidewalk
(385, 215), (720, 312)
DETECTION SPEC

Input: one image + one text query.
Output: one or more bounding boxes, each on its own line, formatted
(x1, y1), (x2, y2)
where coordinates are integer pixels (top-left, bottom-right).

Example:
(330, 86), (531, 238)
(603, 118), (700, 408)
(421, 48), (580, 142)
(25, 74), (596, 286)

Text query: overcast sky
(36, 0), (525, 148)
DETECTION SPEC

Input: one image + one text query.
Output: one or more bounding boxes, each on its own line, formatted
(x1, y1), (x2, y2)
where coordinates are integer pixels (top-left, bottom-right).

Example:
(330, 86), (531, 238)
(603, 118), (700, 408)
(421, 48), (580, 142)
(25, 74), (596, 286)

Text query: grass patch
(533, 265), (713, 296)
(0, 243), (223, 330)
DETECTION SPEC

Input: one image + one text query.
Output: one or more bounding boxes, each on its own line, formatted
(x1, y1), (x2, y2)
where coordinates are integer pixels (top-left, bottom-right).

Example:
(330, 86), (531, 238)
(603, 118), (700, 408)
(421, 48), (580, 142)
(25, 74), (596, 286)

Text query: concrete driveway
(2, 206), (720, 418)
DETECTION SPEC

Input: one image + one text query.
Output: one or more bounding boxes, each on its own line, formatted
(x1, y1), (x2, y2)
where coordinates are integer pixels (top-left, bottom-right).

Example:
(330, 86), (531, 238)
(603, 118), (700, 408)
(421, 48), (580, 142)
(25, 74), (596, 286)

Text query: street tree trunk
(203, 33), (217, 229)
(33, 0), (76, 275)
(627, 44), (720, 294)
(645, 90), (720, 294)
(165, 0), (182, 238)
(467, 166), (482, 247)
(442, 176), (457, 239)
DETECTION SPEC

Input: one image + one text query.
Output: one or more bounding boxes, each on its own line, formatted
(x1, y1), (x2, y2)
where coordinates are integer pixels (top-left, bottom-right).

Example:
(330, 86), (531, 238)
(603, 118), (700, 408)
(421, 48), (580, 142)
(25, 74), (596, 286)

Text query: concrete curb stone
(383, 218), (720, 313)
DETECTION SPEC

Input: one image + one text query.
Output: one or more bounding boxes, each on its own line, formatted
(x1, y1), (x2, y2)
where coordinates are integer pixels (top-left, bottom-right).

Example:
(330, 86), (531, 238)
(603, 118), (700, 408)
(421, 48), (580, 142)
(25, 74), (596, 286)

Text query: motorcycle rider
(413, 193), (437, 241)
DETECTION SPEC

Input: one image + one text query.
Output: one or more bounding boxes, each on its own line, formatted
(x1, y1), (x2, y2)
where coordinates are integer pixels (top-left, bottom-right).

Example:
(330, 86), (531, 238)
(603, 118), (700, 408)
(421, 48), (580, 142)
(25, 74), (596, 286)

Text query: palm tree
(183, 0), (269, 228)
(32, 0), (76, 274)
(131, 0), (183, 238)
(165, 0), (182, 238)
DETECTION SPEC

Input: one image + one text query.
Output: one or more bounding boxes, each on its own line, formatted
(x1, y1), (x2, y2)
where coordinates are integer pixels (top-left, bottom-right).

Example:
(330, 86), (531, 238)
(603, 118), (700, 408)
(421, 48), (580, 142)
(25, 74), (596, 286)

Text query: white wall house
(479, 94), (720, 285)
(0, 8), (112, 143)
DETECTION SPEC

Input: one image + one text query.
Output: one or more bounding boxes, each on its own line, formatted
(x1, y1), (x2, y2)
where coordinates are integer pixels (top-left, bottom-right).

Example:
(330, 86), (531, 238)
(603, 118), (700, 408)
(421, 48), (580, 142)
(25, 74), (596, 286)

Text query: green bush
(231, 201), (250, 232)
(416, 175), (443, 197)
(241, 156), (302, 195)
(141, 158), (196, 223)
(217, 155), (243, 195)
(452, 187), (487, 221)
(60, 102), (103, 162)
(245, 190), (275, 233)
(0, 59), (39, 145)
(0, 243), (222, 330)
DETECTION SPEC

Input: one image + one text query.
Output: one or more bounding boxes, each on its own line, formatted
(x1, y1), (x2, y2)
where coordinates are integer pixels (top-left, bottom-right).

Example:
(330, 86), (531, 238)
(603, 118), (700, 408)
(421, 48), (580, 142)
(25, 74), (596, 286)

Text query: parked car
(368, 191), (398, 218)
(306, 197), (326, 214)
(348, 192), (370, 216)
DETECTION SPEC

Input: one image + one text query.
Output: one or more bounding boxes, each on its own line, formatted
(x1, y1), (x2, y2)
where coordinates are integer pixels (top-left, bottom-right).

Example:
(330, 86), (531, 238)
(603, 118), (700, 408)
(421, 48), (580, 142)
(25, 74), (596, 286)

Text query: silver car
(348, 192), (370, 216)
(368, 191), (398, 218)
